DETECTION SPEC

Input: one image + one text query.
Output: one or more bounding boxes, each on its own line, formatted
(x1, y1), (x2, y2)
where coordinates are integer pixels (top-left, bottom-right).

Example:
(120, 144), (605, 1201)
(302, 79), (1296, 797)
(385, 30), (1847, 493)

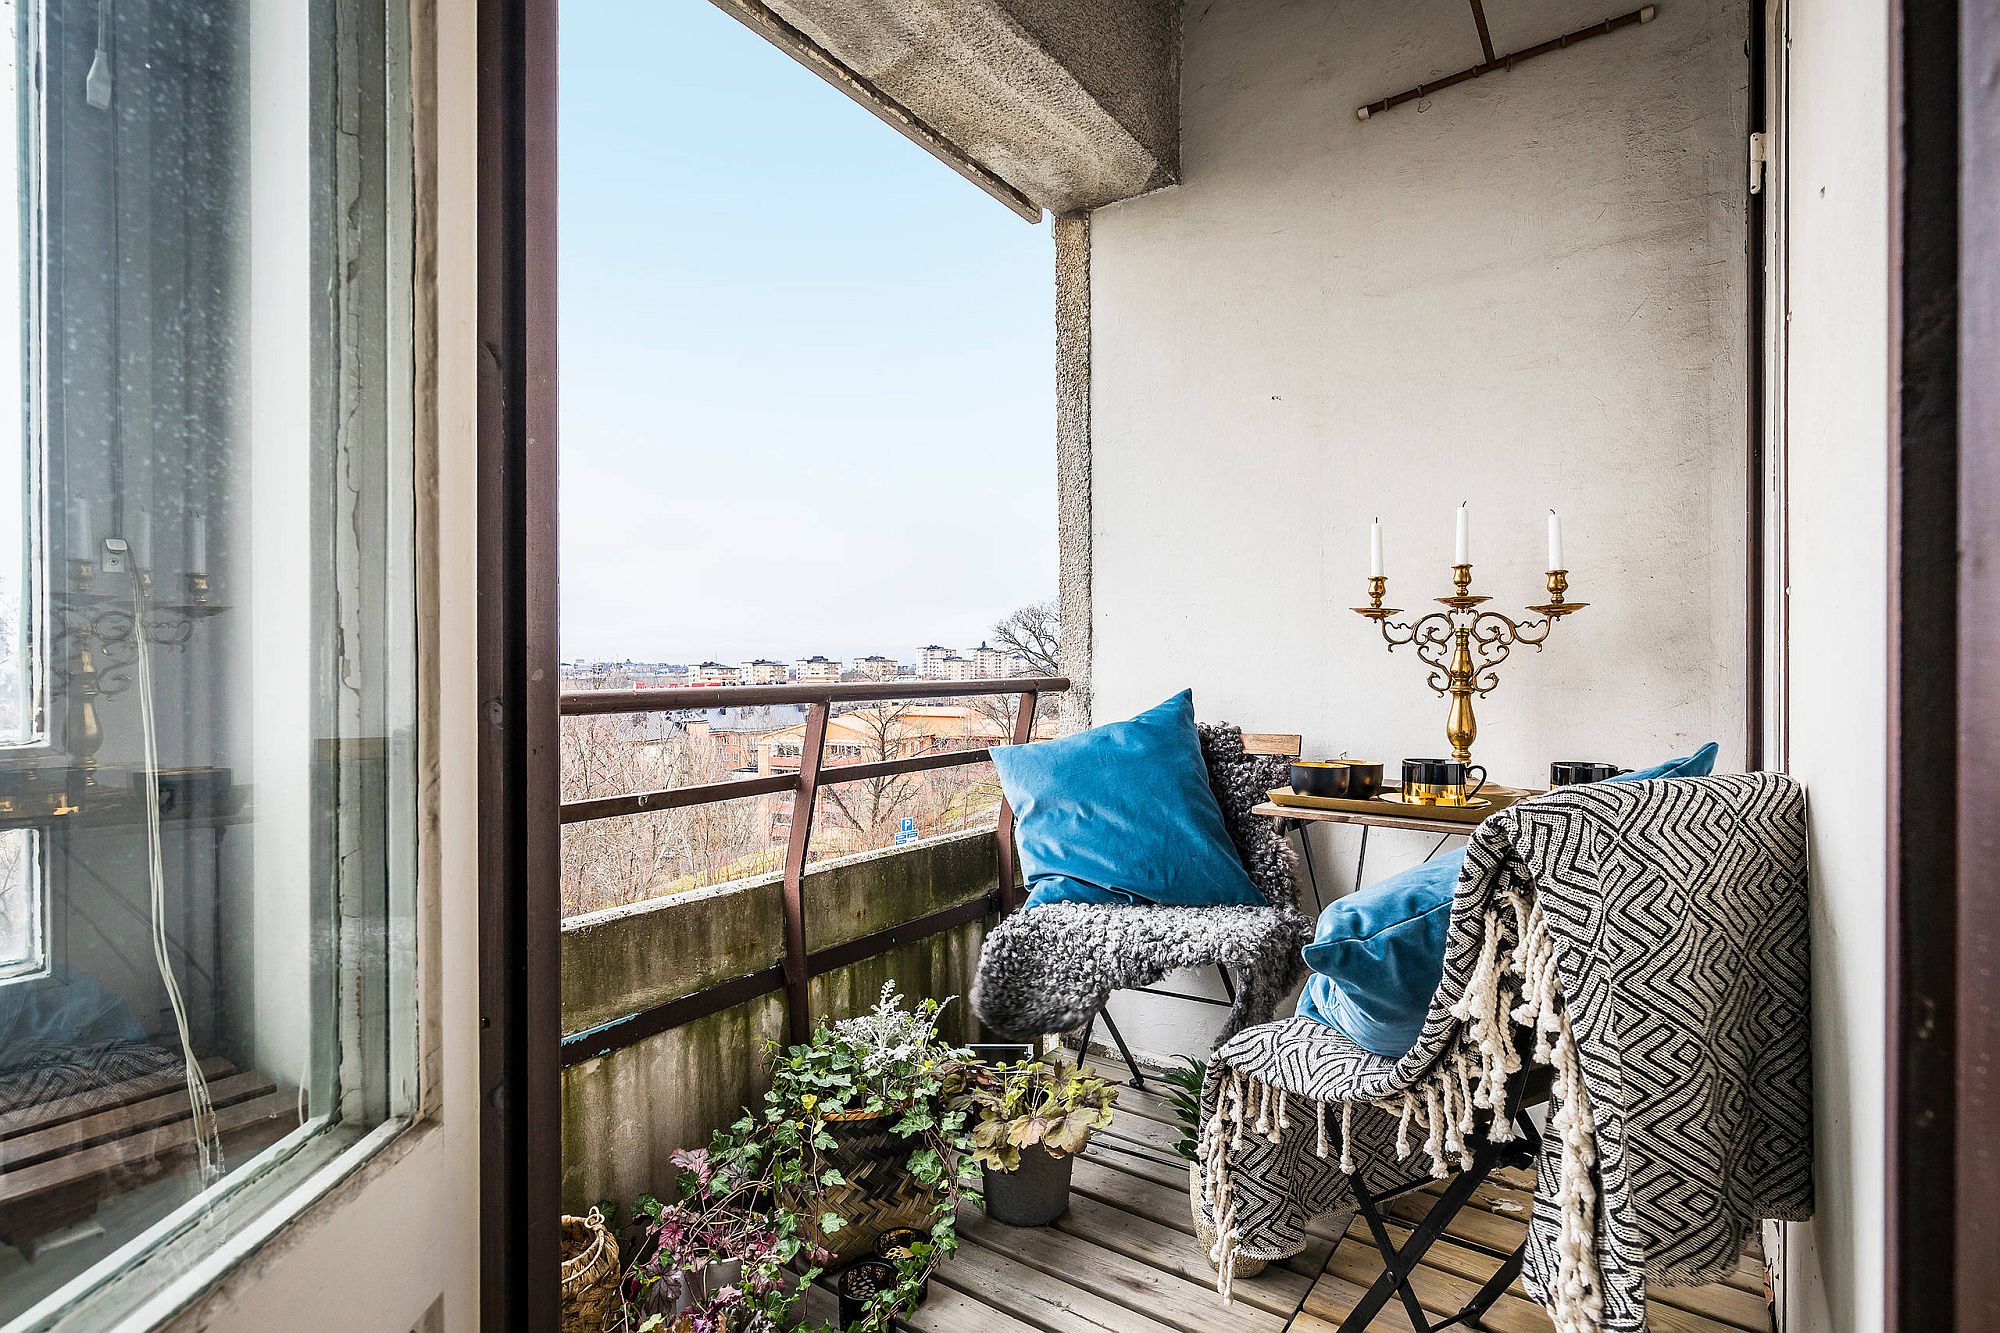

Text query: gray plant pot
(670, 1258), (744, 1319)
(983, 1147), (1074, 1227)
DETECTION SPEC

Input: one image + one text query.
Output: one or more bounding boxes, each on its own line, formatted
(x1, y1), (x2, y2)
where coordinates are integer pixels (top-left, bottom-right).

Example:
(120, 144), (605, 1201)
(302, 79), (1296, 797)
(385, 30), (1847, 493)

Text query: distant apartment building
(743, 659), (788, 685)
(918, 644), (954, 677)
(969, 641), (1027, 677)
(754, 704), (1058, 778)
(794, 655), (842, 683)
(693, 661), (741, 686)
(937, 655), (976, 682)
(854, 655), (899, 680)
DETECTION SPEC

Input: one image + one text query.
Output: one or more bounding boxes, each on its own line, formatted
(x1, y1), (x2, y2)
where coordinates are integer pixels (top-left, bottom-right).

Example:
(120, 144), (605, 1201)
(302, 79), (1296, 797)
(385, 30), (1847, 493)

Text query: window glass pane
(0, 0), (34, 750)
(0, 0), (414, 1320)
(0, 829), (38, 976)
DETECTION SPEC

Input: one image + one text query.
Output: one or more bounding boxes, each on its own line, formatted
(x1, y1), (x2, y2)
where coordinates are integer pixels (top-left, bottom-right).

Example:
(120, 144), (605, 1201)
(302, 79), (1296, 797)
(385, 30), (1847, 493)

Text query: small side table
(1253, 788), (1542, 911)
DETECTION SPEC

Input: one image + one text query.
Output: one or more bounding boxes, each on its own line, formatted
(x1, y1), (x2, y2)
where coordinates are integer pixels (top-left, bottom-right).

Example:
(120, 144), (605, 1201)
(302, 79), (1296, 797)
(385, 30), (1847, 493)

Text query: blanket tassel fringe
(1199, 891), (1605, 1333)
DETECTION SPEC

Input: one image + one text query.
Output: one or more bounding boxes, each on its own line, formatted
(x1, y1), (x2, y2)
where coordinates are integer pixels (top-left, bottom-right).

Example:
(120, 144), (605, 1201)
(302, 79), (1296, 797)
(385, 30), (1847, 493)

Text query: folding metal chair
(1332, 1062), (1554, 1332)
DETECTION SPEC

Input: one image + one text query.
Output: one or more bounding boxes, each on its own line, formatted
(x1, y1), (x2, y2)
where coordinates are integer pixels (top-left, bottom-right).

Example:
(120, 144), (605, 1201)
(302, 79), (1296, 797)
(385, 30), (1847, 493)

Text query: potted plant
(959, 1057), (1117, 1226)
(612, 1146), (824, 1333)
(722, 981), (975, 1330)
(1160, 1054), (1206, 1163)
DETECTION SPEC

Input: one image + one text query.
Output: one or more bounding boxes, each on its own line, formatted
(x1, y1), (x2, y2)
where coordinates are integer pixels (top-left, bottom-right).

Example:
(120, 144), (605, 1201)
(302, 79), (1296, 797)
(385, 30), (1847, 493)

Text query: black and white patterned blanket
(1193, 773), (1812, 1333)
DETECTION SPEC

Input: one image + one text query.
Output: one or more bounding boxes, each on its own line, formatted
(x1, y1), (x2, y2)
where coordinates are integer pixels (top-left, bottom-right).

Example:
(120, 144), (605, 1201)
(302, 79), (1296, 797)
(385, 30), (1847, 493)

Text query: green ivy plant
(957, 1058), (1118, 1173)
(713, 983), (977, 1333)
(1160, 1054), (1207, 1162)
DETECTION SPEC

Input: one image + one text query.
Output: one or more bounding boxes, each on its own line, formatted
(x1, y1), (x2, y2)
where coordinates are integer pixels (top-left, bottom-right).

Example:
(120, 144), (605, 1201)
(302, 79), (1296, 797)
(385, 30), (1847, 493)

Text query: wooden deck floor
(898, 1080), (1773, 1333)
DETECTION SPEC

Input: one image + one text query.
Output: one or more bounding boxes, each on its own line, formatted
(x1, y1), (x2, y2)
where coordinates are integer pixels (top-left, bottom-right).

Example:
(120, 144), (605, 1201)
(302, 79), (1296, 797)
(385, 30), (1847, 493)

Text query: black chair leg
(1337, 1144), (1502, 1333)
(1455, 1239), (1527, 1324)
(1072, 1004), (1148, 1087)
(1294, 825), (1326, 913)
(1073, 1007), (1100, 1068)
(1098, 1007), (1147, 1088)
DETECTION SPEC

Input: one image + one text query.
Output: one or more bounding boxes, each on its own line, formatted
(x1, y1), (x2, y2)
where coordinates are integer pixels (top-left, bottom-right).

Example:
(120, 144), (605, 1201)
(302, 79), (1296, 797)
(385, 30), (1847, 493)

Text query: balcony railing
(557, 675), (1067, 1065)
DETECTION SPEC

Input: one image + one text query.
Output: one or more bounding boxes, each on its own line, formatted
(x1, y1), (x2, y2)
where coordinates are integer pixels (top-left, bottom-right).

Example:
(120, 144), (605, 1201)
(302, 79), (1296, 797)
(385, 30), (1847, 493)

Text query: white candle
(133, 512), (151, 568)
(1453, 502), (1469, 566)
(69, 498), (90, 551)
(1368, 518), (1384, 578)
(1547, 509), (1564, 571)
(190, 516), (208, 571)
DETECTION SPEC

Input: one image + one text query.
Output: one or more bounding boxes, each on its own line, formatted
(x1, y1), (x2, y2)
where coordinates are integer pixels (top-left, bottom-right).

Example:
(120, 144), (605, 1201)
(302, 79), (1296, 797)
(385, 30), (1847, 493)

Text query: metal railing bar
(777, 703), (830, 1043)
(559, 965), (787, 1067)
(557, 893), (1004, 1067)
(994, 691), (1038, 914)
(814, 747), (997, 788)
(560, 675), (1068, 715)
(806, 893), (999, 979)
(559, 773), (799, 825)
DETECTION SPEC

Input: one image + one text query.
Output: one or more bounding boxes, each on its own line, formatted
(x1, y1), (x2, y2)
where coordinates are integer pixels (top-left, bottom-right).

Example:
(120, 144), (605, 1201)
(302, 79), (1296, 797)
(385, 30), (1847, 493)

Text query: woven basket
(560, 1208), (621, 1333)
(803, 1110), (942, 1265)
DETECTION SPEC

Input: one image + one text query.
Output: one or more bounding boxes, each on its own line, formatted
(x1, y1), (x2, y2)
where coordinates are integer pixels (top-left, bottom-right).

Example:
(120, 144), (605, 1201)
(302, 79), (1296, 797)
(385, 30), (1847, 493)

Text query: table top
(1252, 785), (1544, 837)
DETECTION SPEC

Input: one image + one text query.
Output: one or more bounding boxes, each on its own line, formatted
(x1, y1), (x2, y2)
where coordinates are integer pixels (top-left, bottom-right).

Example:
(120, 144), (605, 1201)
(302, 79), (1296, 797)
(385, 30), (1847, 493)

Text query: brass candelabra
(1353, 564), (1586, 763)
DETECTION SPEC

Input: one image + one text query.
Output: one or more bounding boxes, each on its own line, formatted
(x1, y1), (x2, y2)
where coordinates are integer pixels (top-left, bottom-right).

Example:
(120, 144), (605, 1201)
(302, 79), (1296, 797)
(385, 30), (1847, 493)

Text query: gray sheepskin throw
(971, 723), (1310, 1045)
(1194, 773), (1811, 1333)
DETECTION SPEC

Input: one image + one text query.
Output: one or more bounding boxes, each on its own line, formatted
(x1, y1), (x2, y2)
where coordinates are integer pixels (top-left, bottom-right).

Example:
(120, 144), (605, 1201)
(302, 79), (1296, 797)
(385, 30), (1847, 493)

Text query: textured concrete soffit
(757, 0), (1178, 214)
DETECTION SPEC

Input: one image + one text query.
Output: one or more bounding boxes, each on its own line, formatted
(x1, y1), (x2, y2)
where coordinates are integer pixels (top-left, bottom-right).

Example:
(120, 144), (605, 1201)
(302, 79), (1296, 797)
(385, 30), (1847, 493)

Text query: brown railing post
(993, 691), (1038, 915)
(779, 702), (830, 1044)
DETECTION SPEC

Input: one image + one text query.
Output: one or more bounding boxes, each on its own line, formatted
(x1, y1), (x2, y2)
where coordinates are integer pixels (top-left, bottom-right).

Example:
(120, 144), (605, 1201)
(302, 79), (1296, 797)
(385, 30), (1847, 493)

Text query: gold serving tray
(1266, 784), (1536, 823)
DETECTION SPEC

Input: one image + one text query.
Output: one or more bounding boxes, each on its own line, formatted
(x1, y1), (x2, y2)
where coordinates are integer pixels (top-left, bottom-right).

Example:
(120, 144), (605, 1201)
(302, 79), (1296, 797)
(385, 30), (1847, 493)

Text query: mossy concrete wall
(561, 830), (998, 1211)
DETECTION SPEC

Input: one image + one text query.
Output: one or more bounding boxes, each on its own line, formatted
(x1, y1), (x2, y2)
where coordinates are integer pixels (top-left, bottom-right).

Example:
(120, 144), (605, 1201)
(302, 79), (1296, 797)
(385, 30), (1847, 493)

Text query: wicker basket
(560, 1208), (622, 1333)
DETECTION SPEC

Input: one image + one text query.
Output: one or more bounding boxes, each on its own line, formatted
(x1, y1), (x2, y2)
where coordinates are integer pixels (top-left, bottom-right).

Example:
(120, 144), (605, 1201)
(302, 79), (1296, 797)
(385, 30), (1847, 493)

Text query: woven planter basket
(560, 1208), (621, 1333)
(805, 1109), (942, 1265)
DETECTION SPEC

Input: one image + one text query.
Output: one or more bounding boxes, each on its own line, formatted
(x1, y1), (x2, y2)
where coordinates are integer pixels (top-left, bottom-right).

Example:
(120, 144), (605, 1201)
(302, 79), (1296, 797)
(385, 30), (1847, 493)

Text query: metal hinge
(1749, 131), (1769, 195)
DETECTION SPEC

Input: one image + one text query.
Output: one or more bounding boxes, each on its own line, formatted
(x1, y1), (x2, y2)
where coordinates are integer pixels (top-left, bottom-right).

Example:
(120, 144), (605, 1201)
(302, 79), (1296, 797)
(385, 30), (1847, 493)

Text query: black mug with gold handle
(1400, 758), (1488, 807)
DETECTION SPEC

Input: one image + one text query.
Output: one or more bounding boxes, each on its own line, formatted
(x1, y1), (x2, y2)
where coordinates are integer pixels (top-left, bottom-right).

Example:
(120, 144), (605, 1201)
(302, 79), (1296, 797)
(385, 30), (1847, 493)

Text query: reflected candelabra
(54, 559), (225, 786)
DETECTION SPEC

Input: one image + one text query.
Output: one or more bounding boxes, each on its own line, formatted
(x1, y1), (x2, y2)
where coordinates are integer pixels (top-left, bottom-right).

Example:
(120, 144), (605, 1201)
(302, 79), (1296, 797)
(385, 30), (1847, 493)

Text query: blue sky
(559, 1), (1055, 665)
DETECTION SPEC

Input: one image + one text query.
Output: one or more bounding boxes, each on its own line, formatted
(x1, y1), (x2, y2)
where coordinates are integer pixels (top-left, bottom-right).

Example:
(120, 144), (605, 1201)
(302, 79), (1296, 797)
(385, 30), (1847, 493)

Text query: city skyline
(560, 635), (1036, 680)
(558, 2), (1056, 664)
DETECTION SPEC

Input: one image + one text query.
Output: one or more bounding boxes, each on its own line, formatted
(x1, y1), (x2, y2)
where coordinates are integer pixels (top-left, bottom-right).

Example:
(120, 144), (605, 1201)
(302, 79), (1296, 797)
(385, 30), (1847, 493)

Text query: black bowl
(1342, 761), (1386, 801)
(1289, 761), (1351, 798)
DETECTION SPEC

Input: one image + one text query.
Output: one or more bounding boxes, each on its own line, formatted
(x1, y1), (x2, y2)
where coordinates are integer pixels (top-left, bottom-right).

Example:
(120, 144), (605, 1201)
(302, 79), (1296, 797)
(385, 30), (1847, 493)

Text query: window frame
(2, 0), (429, 1319)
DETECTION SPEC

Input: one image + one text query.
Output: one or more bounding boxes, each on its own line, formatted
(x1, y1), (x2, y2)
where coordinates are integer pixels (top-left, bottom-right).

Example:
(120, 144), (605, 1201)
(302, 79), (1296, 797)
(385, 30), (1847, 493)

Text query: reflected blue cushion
(1297, 742), (1720, 1056)
(989, 691), (1264, 911)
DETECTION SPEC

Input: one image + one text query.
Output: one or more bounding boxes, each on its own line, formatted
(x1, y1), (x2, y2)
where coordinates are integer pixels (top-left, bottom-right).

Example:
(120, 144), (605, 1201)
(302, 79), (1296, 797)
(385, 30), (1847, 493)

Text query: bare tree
(559, 713), (771, 916)
(992, 599), (1059, 676)
(818, 703), (1000, 852)
(971, 598), (1060, 734)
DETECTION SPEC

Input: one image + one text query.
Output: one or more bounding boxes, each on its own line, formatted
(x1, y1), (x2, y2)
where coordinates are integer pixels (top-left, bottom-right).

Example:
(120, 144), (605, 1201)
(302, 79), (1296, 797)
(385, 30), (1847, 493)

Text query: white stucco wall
(1773, 0), (1889, 1327)
(1085, 0), (1751, 1056)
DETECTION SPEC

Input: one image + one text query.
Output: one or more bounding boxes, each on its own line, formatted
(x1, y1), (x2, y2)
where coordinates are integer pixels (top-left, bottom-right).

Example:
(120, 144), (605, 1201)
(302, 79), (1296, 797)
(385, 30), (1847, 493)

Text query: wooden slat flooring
(915, 1078), (1775, 1333)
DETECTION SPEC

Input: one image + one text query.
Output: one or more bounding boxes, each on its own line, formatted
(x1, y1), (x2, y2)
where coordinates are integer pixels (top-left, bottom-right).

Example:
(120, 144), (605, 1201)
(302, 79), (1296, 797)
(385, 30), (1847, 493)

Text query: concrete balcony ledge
(561, 828), (1001, 1208)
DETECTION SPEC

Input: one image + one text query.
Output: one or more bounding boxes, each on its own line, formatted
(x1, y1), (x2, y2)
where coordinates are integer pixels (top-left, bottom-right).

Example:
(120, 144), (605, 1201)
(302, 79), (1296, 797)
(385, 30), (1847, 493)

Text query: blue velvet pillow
(989, 691), (1264, 911)
(1298, 742), (1720, 1056)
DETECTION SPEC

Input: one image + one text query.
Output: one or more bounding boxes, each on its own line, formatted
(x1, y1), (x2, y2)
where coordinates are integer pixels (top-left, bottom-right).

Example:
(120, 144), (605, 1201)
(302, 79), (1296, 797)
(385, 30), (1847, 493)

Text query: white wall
(1085, 0), (1750, 1056)
(1774, 0), (1889, 1327)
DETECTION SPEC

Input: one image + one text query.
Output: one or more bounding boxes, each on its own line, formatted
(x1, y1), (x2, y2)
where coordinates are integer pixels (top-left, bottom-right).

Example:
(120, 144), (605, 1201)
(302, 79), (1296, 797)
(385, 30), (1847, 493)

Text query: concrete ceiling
(710, 0), (1180, 219)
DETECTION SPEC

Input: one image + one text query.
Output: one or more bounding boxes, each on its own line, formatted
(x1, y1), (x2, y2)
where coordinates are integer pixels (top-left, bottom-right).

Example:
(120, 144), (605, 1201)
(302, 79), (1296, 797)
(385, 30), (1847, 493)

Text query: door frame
(1886, 0), (1997, 1329)
(476, 0), (562, 1323)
